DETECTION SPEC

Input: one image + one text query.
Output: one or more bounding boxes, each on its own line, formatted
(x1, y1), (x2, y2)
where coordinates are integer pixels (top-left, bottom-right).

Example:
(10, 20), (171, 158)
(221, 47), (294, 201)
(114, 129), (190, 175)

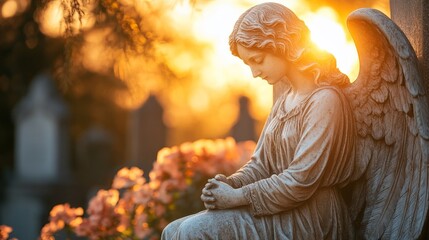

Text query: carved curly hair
(229, 2), (350, 87)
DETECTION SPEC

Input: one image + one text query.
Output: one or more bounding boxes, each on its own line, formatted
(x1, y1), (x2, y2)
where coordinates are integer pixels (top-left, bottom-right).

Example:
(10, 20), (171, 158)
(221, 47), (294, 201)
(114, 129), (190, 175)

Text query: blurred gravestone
(128, 95), (166, 177)
(14, 74), (70, 182)
(0, 74), (70, 240)
(76, 126), (115, 192)
(230, 96), (256, 142)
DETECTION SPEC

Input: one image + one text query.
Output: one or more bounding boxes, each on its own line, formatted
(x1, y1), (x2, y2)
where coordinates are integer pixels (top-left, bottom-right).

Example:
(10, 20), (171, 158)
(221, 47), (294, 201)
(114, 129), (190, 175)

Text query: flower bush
(40, 137), (255, 239)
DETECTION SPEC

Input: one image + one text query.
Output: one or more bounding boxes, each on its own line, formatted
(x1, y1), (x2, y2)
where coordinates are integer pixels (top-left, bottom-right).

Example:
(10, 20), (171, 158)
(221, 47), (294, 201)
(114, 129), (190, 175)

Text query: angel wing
(343, 8), (429, 239)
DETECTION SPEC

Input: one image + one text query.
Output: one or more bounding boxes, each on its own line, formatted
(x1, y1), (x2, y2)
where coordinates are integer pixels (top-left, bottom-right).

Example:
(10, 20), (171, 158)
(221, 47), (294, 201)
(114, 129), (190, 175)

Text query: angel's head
(229, 2), (349, 87)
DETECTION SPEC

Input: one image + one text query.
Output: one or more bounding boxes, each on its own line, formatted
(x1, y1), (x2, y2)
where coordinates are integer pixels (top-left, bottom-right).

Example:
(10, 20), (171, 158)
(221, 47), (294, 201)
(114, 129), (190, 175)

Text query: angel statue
(162, 2), (429, 239)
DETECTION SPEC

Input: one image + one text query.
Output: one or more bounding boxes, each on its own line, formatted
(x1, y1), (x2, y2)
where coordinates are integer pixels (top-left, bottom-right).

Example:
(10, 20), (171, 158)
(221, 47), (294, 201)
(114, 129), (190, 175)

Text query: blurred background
(0, 0), (389, 238)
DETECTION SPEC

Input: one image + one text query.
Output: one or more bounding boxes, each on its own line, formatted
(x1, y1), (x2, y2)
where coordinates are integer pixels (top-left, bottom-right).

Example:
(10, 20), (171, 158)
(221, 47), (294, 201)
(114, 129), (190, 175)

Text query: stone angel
(162, 2), (429, 239)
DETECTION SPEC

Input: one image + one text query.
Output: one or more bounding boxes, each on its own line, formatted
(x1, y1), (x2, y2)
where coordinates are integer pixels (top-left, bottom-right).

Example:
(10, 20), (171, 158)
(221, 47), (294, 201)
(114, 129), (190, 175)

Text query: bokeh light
(2, 0), (19, 18)
(34, 0), (389, 144)
(37, 0), (95, 37)
(1, 0), (29, 18)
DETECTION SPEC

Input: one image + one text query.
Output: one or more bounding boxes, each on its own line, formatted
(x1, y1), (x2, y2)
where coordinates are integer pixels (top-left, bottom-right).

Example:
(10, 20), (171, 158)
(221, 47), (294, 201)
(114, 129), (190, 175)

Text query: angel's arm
(241, 88), (355, 216)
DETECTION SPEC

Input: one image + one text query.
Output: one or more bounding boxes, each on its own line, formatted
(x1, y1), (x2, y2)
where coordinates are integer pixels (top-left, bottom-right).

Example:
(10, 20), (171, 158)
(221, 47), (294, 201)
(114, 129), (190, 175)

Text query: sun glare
(170, 1), (360, 119)
(304, 7), (359, 80)
(186, 1), (361, 87)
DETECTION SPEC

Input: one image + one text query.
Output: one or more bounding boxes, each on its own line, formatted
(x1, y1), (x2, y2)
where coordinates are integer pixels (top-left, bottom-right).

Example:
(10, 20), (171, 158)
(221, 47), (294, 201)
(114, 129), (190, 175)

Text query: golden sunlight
(34, 0), (387, 144)
(139, 0), (366, 143)
(177, 0), (276, 120)
(170, 0), (360, 119)
(304, 7), (359, 80)
(37, 0), (95, 37)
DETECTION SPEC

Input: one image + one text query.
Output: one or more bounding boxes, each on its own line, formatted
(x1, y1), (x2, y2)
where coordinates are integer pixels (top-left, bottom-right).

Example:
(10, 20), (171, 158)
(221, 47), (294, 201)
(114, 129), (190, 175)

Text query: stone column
(390, 0), (429, 89)
(390, 1), (429, 237)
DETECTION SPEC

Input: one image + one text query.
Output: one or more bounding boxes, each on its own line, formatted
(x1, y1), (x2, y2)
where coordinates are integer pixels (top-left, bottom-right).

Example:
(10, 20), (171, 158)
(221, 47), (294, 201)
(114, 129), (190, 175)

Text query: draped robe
(162, 86), (356, 240)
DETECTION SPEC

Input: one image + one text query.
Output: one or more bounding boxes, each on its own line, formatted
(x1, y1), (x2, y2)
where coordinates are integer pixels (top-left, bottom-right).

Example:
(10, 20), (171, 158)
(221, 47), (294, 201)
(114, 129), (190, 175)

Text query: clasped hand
(200, 174), (247, 210)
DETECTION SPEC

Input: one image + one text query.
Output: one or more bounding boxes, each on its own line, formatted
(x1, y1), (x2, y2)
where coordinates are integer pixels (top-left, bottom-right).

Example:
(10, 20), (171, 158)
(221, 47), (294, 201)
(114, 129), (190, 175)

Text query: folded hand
(201, 179), (247, 210)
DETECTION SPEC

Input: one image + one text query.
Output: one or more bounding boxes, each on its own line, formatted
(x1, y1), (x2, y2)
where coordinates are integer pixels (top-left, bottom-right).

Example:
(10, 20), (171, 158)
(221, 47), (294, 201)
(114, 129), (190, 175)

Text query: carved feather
(344, 8), (429, 239)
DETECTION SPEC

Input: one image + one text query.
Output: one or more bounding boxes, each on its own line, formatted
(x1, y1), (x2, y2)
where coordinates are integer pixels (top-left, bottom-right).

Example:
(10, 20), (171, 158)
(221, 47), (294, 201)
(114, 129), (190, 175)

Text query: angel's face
(236, 44), (289, 85)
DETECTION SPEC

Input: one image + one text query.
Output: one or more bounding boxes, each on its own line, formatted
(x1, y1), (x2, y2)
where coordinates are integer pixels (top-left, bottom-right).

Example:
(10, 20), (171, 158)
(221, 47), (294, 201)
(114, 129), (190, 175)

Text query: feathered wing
(343, 8), (429, 239)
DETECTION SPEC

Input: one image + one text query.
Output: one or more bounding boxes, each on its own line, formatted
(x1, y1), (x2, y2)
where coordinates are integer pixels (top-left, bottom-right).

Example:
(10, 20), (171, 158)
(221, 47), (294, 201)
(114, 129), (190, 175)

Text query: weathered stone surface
(163, 2), (429, 239)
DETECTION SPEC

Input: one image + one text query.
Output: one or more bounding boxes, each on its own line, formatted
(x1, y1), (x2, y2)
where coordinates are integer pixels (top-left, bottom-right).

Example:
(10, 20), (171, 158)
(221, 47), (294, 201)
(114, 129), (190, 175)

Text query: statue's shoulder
(308, 86), (347, 107)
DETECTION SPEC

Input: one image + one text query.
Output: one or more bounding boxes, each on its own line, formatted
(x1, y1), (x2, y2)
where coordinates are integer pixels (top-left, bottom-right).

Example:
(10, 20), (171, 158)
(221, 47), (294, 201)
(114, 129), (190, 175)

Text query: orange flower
(40, 222), (59, 240)
(39, 203), (83, 239)
(0, 225), (13, 240)
(49, 203), (84, 227)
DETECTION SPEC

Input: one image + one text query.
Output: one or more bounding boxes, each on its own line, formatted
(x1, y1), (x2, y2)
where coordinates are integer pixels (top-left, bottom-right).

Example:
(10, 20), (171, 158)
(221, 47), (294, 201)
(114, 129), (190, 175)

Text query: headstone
(1, 194), (45, 239)
(1, 73), (71, 240)
(76, 126), (115, 189)
(128, 94), (166, 177)
(13, 74), (70, 183)
(230, 96), (256, 142)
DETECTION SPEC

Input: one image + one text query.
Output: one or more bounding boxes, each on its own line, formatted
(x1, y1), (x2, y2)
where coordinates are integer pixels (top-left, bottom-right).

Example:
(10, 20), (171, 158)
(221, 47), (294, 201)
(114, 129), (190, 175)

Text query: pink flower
(114, 191), (135, 233)
(236, 140), (257, 165)
(75, 189), (120, 239)
(156, 179), (185, 204)
(133, 184), (153, 205)
(153, 203), (166, 217)
(112, 167), (146, 189)
(0, 225), (15, 240)
(40, 137), (256, 239)
(151, 147), (185, 182)
(134, 208), (153, 239)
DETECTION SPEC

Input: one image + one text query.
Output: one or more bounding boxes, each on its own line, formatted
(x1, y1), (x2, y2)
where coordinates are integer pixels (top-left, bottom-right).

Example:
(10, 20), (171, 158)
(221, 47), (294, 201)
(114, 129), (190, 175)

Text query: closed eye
(250, 56), (264, 64)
